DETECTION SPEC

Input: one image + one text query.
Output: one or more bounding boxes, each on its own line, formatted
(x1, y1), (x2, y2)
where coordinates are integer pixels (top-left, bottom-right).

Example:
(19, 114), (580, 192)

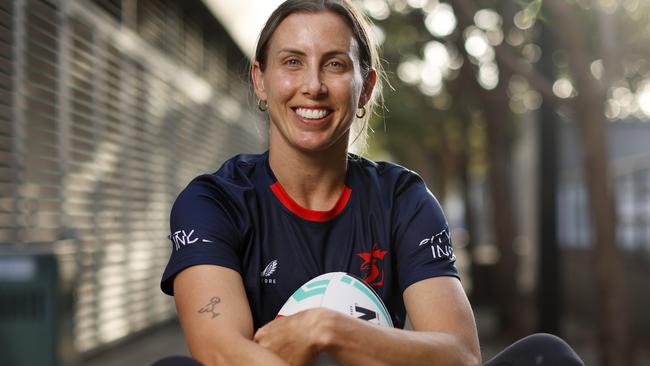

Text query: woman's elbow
(462, 352), (482, 366)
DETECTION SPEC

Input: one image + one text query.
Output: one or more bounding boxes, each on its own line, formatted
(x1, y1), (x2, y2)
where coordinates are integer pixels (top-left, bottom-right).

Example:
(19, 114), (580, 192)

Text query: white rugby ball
(277, 272), (393, 365)
(278, 272), (393, 328)
(277, 272), (393, 327)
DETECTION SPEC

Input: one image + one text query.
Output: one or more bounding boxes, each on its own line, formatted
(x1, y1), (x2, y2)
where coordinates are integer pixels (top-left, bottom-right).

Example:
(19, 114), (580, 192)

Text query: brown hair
(252, 0), (384, 152)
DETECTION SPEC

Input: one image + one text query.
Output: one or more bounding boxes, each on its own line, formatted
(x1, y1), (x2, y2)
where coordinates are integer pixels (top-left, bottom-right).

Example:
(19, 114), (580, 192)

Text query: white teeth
(295, 108), (328, 120)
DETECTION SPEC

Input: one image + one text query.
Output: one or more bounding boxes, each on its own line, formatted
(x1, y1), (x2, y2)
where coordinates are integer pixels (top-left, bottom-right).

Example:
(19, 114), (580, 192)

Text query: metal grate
(0, 1), (13, 246)
(90, 0), (121, 22)
(0, 253), (59, 366)
(0, 287), (46, 321)
(4, 0), (266, 356)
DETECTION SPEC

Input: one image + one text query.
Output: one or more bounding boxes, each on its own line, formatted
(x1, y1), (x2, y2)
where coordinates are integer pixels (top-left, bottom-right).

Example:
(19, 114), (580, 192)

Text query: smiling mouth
(294, 107), (331, 120)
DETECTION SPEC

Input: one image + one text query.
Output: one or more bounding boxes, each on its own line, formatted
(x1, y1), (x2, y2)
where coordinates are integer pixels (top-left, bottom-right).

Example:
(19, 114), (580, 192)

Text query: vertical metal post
(537, 22), (561, 334)
(58, 0), (71, 238)
(12, 0), (25, 247)
(645, 170), (650, 252)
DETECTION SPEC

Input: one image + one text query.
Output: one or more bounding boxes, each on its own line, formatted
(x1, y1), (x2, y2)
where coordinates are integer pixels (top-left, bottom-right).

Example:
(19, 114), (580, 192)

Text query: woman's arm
(173, 264), (289, 366)
(255, 276), (481, 366)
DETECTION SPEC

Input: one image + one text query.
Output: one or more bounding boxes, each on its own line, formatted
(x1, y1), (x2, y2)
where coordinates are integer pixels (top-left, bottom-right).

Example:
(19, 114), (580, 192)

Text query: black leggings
(152, 333), (585, 366)
(483, 333), (584, 366)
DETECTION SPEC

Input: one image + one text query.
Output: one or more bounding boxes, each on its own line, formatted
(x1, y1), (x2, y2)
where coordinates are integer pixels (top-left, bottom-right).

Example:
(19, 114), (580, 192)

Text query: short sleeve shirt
(161, 152), (457, 330)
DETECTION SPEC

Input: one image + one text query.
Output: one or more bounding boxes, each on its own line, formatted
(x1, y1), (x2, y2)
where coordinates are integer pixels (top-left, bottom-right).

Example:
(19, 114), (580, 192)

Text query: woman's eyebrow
(277, 48), (305, 56)
(323, 50), (350, 58)
(277, 48), (350, 57)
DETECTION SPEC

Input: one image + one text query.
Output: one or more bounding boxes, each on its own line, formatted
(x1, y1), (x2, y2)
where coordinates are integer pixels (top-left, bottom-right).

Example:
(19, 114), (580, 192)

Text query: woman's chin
(289, 135), (349, 155)
(292, 143), (334, 154)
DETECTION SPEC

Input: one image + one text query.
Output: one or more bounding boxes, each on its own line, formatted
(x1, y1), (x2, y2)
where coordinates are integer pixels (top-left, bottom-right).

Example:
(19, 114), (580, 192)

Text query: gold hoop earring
(258, 99), (268, 112)
(356, 106), (366, 119)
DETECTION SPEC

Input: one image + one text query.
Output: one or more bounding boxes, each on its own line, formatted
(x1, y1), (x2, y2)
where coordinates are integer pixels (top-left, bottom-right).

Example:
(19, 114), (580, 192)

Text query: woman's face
(252, 11), (375, 154)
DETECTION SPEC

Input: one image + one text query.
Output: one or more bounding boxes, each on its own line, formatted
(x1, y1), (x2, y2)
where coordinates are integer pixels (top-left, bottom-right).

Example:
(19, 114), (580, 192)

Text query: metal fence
(0, 0), (266, 355)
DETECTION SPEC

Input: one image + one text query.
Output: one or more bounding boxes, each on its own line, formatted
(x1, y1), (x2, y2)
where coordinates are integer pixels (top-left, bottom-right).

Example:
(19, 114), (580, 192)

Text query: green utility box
(0, 251), (59, 366)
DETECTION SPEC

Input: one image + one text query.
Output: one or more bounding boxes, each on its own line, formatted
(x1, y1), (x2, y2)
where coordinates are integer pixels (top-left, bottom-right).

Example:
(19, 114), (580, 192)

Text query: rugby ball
(277, 272), (393, 327)
(277, 272), (393, 365)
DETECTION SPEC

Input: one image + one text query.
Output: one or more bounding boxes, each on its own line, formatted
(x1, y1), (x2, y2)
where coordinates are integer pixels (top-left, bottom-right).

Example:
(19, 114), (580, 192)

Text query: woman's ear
(252, 61), (267, 101)
(358, 68), (377, 107)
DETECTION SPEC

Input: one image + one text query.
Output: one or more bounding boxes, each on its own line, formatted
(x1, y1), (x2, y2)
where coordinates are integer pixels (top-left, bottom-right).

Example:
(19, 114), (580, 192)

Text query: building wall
(0, 0), (266, 355)
(557, 120), (650, 343)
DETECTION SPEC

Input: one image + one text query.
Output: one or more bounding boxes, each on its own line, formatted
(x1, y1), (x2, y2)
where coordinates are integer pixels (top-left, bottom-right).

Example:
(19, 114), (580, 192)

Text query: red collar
(269, 182), (351, 222)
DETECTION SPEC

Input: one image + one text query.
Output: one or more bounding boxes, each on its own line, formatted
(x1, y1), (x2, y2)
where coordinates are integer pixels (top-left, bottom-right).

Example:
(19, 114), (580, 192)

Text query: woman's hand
(254, 308), (340, 366)
(255, 278), (480, 366)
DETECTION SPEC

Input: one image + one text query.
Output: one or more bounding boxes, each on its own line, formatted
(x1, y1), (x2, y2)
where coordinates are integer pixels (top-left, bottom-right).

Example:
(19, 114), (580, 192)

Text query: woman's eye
(328, 61), (344, 69)
(285, 58), (300, 66)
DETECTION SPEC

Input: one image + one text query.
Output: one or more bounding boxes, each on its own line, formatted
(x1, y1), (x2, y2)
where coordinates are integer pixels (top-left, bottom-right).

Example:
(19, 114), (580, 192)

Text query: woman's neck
(269, 141), (349, 212)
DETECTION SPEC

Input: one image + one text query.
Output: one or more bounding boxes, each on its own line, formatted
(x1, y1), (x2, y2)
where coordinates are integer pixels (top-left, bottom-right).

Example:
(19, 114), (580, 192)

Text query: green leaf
(515, 0), (544, 22)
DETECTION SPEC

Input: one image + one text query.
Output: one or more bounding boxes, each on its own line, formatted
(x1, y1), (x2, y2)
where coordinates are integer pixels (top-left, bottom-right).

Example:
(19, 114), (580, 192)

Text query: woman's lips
(294, 107), (332, 120)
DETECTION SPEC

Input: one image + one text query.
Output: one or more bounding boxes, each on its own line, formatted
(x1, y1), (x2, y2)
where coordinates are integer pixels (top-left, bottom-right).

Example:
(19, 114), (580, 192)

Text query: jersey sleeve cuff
(399, 270), (460, 293)
(160, 256), (241, 296)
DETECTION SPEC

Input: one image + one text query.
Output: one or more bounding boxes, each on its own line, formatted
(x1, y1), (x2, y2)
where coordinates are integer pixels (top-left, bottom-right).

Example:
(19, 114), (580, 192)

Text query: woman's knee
(485, 333), (584, 366)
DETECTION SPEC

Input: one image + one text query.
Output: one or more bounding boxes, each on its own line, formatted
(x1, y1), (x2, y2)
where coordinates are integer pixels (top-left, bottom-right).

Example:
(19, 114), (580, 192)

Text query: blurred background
(0, 0), (648, 365)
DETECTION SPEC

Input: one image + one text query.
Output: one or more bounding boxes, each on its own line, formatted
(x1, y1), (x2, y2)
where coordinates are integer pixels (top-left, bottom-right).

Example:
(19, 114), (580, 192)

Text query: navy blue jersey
(161, 152), (457, 330)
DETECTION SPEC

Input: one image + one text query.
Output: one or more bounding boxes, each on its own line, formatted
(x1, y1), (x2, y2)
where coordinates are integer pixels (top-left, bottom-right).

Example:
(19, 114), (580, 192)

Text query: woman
(157, 1), (583, 365)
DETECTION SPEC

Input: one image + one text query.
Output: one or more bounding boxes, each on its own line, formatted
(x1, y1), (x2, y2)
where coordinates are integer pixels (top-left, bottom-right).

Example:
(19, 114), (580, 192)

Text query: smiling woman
(252, 0), (381, 158)
(252, 10), (372, 157)
(154, 1), (583, 366)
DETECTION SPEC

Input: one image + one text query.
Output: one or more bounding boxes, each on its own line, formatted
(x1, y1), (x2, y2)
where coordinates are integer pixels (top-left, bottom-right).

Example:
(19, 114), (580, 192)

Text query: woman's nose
(302, 67), (326, 97)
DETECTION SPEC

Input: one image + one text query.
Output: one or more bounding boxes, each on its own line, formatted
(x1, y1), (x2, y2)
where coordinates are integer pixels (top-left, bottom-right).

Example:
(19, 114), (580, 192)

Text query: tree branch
(542, 0), (604, 97)
(450, 0), (564, 107)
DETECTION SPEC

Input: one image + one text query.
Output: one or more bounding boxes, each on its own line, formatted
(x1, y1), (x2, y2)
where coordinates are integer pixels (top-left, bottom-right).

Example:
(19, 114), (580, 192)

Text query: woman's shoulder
(179, 152), (269, 200)
(348, 154), (424, 188)
(214, 152), (269, 179)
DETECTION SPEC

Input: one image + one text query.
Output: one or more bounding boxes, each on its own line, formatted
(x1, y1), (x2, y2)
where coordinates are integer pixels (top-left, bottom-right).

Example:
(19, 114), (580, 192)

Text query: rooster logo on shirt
(356, 243), (387, 287)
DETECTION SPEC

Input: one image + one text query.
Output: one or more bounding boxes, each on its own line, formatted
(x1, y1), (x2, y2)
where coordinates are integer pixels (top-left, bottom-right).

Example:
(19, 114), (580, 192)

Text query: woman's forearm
(191, 335), (289, 366)
(318, 313), (481, 366)
(174, 265), (290, 366)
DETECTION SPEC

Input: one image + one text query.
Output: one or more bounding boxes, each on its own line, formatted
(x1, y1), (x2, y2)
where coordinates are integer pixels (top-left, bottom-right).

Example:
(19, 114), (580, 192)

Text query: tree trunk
(545, 3), (630, 365)
(452, 4), (525, 337)
(448, 62), (485, 304)
(480, 89), (525, 337)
